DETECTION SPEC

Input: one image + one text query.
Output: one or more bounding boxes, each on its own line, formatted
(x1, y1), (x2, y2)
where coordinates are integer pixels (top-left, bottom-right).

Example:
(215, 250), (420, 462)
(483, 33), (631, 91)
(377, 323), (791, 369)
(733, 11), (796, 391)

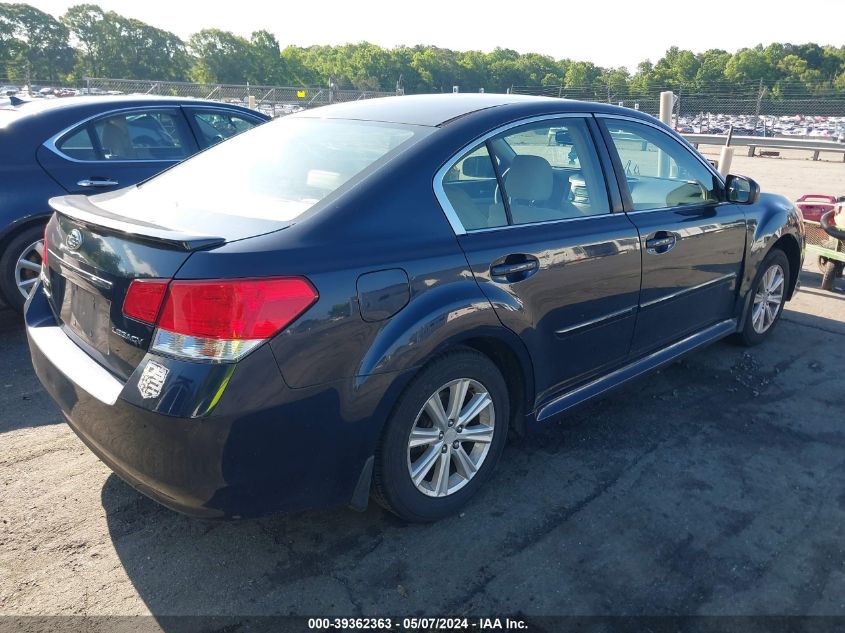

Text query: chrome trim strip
(639, 273), (736, 309)
(536, 318), (737, 422)
(462, 210), (621, 235)
(48, 248), (113, 290)
(623, 201), (731, 216)
(593, 113), (726, 186)
(433, 112), (594, 236)
(555, 305), (638, 336)
(28, 324), (123, 405)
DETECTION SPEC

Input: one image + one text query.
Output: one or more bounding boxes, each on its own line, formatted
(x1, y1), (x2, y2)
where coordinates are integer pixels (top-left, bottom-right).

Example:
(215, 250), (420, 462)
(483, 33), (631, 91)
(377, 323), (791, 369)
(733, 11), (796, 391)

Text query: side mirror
(726, 174), (760, 204)
(462, 155), (495, 178)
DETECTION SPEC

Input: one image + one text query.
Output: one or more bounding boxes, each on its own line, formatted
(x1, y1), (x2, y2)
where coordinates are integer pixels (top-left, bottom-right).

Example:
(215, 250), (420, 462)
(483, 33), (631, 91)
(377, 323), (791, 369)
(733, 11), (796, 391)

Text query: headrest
(505, 154), (554, 201)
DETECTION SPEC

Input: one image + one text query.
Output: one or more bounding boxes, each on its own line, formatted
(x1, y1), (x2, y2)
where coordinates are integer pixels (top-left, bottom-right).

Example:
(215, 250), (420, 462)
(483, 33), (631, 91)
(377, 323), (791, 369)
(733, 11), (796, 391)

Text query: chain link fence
(511, 83), (845, 139)
(1, 77), (396, 117)
(81, 78), (397, 117)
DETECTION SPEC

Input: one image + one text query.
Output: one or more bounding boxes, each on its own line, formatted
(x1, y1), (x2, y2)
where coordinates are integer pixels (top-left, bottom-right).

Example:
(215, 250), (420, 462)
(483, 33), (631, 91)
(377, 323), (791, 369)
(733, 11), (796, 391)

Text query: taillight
(123, 279), (169, 324)
(149, 277), (317, 362)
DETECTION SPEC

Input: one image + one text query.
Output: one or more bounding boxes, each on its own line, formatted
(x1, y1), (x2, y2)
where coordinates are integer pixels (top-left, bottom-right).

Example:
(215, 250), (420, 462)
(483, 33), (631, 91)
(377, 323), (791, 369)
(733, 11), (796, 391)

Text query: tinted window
(489, 118), (610, 225)
(191, 110), (260, 148)
(57, 128), (96, 160)
(442, 144), (507, 231)
(603, 119), (719, 210)
(128, 117), (428, 224)
(91, 111), (191, 161)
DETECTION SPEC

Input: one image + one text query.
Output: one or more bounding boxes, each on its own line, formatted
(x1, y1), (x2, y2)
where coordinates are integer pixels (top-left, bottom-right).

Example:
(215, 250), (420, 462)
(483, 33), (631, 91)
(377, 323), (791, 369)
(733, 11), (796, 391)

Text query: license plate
(61, 282), (111, 353)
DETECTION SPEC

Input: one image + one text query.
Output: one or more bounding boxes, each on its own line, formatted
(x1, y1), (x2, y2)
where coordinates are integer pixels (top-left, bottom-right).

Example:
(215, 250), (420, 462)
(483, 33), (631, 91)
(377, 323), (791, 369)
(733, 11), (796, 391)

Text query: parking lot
(1, 155), (844, 625)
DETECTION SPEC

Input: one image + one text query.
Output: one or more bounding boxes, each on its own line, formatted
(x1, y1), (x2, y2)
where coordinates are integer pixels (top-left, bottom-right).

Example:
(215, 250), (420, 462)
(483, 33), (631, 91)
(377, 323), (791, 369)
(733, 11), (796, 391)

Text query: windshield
(130, 116), (429, 224)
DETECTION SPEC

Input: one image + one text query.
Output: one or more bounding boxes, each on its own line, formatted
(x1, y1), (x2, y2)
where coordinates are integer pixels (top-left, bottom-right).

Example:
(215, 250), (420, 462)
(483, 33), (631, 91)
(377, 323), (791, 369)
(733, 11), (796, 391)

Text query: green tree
(651, 46), (700, 88)
(0, 3), (73, 82)
(189, 29), (252, 83)
(249, 30), (284, 85)
(724, 46), (777, 85)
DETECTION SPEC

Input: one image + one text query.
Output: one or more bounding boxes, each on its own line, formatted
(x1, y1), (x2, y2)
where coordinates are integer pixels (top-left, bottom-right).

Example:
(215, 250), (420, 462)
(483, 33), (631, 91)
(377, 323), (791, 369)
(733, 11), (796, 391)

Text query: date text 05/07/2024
(307, 617), (529, 630)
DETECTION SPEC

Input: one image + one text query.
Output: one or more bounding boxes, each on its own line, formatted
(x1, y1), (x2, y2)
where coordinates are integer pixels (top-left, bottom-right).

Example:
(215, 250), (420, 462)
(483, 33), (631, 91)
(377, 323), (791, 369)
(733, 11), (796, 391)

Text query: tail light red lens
(123, 277), (317, 362)
(157, 277), (318, 340)
(123, 279), (169, 324)
(137, 277), (319, 362)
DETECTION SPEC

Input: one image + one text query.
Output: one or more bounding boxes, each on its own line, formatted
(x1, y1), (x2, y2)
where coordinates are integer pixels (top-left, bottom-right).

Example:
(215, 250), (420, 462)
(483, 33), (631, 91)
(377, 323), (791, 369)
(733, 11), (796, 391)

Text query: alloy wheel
(406, 378), (495, 498)
(751, 263), (785, 334)
(14, 239), (44, 300)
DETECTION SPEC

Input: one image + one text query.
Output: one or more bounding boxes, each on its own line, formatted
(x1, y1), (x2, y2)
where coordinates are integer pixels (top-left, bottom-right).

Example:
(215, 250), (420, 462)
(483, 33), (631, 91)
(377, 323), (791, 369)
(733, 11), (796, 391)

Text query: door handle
(645, 232), (677, 254)
(77, 178), (119, 188)
(490, 256), (539, 281)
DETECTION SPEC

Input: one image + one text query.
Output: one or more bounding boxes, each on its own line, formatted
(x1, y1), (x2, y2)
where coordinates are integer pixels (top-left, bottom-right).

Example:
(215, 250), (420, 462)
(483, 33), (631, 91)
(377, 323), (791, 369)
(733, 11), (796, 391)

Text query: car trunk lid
(43, 191), (289, 381)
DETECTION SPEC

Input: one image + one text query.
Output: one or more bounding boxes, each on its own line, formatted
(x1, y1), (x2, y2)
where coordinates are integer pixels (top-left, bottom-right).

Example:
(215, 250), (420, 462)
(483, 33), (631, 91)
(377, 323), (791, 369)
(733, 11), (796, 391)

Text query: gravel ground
(1, 263), (843, 627)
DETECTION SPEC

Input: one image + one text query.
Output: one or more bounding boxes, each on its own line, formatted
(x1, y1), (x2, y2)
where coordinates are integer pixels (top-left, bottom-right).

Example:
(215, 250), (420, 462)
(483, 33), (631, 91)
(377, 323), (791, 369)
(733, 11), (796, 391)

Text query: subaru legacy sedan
(0, 95), (269, 312)
(26, 94), (804, 522)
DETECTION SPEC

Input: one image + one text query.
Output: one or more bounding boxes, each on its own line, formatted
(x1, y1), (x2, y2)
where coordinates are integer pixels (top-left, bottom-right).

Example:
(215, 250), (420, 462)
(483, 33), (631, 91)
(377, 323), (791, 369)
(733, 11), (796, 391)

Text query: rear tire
(0, 225), (46, 313)
(372, 347), (509, 522)
(821, 260), (837, 291)
(735, 249), (790, 347)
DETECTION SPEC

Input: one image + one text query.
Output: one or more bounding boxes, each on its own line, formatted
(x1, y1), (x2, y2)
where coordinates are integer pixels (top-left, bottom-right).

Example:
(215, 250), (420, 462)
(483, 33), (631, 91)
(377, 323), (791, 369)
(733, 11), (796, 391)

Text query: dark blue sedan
(25, 94), (804, 522)
(0, 95), (269, 311)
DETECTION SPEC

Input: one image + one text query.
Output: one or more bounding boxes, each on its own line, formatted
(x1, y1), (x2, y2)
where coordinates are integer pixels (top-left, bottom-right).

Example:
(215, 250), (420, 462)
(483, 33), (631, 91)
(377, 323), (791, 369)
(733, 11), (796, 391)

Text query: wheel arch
(770, 233), (802, 300)
(0, 212), (50, 253)
(0, 213), (51, 305)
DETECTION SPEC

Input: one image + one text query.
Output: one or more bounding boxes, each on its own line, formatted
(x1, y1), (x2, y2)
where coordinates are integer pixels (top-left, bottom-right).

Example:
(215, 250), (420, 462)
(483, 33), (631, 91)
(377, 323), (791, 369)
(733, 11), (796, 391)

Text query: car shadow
(99, 309), (845, 623)
(797, 266), (845, 297)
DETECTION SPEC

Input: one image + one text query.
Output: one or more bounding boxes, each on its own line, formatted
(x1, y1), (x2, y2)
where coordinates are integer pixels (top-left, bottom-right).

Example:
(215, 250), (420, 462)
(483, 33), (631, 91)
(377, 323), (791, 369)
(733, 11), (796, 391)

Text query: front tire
(373, 347), (509, 522)
(0, 225), (46, 312)
(736, 249), (790, 346)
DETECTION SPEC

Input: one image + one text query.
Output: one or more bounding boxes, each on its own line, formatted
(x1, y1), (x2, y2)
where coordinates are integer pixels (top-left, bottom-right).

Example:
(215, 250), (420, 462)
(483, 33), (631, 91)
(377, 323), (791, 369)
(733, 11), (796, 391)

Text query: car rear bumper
(25, 282), (400, 518)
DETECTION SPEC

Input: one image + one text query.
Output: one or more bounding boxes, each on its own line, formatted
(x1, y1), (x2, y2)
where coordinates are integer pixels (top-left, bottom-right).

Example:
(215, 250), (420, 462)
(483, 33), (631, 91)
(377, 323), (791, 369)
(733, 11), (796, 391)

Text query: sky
(25, 0), (845, 70)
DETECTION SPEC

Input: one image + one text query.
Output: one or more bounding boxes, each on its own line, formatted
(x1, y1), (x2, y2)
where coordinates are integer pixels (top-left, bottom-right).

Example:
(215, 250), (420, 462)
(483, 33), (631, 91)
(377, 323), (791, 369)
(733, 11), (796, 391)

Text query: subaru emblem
(66, 228), (83, 251)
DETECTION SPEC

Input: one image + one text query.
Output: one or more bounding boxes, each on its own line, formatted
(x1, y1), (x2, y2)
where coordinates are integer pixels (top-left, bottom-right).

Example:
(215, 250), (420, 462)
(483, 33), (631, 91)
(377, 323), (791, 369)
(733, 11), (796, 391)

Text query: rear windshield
(133, 116), (430, 223)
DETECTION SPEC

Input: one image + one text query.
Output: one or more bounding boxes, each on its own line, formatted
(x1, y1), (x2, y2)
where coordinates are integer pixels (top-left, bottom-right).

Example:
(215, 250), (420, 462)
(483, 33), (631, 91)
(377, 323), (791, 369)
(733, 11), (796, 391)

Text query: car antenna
(9, 96), (28, 106)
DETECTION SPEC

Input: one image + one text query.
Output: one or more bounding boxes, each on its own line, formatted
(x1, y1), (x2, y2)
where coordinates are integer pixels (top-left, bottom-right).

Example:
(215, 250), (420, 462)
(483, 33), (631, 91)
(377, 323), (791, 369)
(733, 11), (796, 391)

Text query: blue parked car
(25, 94), (804, 522)
(0, 95), (269, 311)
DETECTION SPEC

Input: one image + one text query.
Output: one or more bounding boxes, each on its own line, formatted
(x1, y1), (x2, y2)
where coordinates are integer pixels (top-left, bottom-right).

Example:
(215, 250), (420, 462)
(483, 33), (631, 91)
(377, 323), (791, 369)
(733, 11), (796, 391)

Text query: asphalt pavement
(1, 266), (844, 628)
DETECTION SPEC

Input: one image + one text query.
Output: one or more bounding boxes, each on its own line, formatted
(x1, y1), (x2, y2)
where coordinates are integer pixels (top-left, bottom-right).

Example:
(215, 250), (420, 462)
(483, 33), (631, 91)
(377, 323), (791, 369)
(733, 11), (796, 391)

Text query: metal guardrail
(682, 134), (845, 161)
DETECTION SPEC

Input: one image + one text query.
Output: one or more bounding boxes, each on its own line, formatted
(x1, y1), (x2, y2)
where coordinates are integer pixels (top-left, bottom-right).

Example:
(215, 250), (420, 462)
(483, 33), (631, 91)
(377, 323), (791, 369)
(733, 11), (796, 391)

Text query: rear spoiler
(49, 194), (226, 251)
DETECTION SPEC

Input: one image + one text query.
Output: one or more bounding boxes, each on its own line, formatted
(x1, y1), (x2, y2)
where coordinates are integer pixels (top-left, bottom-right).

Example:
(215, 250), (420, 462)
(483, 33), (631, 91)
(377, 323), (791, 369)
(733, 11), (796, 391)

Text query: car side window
(81, 111), (191, 161)
(442, 143), (508, 231)
(191, 111), (260, 148)
(489, 119), (611, 225)
(602, 119), (720, 211)
(57, 128), (97, 160)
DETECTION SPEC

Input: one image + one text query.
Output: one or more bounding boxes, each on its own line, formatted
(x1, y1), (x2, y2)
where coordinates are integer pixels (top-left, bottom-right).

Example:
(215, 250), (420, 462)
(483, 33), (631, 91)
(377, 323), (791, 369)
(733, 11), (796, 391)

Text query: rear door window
(442, 144), (507, 231)
(491, 119), (610, 224)
(57, 128), (97, 160)
(439, 117), (611, 232)
(56, 109), (194, 161)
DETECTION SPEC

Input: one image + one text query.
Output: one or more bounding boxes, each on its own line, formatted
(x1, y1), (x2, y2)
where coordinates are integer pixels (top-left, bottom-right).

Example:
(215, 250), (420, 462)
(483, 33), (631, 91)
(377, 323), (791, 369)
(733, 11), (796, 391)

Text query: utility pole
(674, 87), (682, 129)
(752, 78), (766, 136)
(25, 61), (31, 96)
